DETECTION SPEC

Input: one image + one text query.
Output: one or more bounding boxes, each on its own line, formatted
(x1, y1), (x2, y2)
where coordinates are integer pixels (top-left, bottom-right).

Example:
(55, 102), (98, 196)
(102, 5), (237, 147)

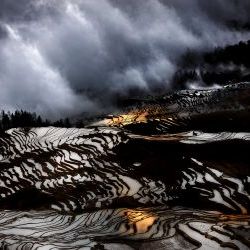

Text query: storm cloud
(0, 0), (250, 118)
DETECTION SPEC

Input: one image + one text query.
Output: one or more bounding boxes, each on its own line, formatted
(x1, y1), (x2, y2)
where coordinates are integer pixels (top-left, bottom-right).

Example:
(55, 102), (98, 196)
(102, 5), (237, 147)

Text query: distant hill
(173, 40), (250, 89)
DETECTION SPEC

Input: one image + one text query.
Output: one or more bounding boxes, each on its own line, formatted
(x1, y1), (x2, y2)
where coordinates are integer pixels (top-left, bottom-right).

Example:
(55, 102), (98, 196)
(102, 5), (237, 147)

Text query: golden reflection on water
(102, 111), (149, 127)
(121, 209), (158, 234)
(219, 214), (250, 226)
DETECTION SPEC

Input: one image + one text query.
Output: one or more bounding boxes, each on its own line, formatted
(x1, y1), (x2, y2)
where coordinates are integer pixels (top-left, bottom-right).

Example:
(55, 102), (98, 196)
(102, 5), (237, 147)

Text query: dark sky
(0, 0), (250, 119)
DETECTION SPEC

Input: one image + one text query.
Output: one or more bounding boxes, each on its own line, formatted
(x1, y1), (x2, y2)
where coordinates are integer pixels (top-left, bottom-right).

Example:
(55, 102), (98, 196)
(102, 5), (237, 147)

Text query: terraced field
(0, 83), (250, 249)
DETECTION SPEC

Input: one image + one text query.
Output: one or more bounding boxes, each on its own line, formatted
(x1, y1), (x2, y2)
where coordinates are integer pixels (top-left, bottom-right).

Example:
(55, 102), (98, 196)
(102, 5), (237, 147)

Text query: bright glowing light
(121, 209), (158, 234)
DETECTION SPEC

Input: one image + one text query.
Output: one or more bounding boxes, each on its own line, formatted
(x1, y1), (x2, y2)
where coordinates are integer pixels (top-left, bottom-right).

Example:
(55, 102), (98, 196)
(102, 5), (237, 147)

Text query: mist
(0, 0), (250, 119)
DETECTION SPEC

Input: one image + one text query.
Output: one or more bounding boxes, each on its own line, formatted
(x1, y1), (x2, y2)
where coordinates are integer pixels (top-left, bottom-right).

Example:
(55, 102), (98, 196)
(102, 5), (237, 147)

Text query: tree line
(204, 40), (250, 67)
(0, 110), (71, 132)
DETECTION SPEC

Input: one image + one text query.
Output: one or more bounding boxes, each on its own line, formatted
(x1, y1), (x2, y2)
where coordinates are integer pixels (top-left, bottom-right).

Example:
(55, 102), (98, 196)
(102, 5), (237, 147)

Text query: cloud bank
(0, 0), (250, 118)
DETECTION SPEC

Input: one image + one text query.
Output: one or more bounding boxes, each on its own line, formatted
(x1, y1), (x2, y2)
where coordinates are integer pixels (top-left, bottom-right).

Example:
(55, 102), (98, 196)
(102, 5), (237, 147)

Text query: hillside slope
(0, 83), (250, 249)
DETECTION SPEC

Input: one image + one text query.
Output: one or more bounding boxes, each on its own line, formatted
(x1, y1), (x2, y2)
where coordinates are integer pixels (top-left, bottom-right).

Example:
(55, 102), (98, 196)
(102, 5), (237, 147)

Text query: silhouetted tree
(64, 118), (71, 128)
(1, 111), (11, 131)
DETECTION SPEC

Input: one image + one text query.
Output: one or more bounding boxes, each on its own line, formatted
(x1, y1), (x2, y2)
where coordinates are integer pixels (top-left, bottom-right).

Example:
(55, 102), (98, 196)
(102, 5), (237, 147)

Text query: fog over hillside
(0, 0), (250, 119)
